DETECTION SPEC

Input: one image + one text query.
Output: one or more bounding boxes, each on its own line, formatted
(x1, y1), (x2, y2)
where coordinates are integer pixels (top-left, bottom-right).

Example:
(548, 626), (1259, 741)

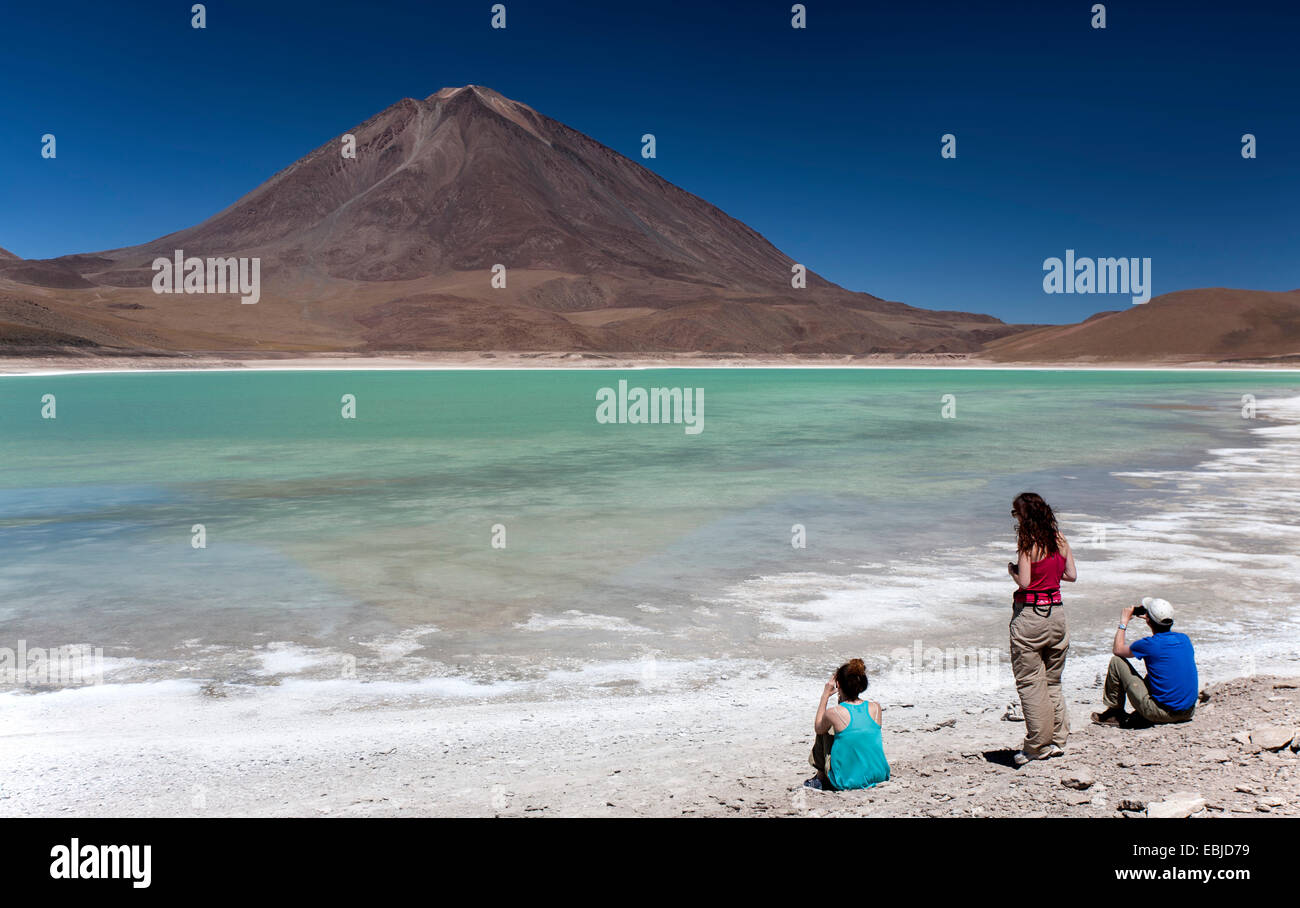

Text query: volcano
(0, 85), (1018, 355)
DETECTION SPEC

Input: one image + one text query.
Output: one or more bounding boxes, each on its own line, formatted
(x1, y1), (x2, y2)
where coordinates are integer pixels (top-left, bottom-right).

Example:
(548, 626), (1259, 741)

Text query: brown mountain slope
(0, 86), (1015, 355)
(983, 289), (1300, 363)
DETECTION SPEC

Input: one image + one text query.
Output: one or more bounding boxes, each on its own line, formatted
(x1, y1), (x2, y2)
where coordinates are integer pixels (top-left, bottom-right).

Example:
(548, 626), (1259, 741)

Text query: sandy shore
(2, 669), (1295, 818)
(2, 351), (1300, 374)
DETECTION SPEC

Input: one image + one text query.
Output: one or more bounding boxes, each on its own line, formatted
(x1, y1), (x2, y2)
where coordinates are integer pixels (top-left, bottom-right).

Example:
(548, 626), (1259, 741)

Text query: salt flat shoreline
(2, 351), (1299, 375)
(1, 671), (1295, 818)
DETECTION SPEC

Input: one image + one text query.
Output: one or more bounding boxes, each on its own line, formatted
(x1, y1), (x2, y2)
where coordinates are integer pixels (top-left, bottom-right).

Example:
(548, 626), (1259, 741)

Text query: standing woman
(1007, 492), (1076, 765)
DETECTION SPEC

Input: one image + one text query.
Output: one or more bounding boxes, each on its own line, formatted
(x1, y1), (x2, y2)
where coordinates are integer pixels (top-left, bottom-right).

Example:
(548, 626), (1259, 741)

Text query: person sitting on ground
(1092, 597), (1198, 727)
(805, 659), (890, 790)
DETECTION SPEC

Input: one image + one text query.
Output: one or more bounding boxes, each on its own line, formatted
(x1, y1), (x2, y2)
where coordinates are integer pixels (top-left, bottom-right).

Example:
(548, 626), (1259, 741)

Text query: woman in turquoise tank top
(806, 659), (890, 790)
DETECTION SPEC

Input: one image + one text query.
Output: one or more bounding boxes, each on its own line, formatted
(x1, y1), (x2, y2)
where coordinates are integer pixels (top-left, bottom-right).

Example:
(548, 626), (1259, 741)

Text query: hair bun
(836, 658), (870, 699)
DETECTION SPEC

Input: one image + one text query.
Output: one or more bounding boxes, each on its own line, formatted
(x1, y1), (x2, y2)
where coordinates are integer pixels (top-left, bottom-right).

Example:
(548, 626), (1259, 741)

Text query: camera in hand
(1132, 606), (1147, 617)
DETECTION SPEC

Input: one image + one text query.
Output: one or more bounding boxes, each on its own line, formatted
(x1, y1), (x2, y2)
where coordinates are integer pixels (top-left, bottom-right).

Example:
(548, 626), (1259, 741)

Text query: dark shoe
(1091, 707), (1127, 727)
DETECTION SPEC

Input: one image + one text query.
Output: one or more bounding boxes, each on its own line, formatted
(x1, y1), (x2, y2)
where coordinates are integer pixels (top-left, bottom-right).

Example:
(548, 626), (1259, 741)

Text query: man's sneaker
(1091, 707), (1127, 728)
(1045, 744), (1065, 758)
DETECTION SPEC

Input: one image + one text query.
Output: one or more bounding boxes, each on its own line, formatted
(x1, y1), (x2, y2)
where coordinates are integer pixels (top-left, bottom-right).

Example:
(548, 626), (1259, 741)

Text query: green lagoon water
(1, 368), (1298, 696)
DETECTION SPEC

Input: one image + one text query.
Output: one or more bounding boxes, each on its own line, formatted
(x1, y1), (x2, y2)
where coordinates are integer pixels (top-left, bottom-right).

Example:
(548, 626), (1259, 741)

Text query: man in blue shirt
(1092, 597), (1198, 727)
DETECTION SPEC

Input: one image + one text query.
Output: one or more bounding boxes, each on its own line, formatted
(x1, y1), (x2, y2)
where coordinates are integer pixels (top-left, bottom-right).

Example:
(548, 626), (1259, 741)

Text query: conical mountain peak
(0, 90), (1017, 355)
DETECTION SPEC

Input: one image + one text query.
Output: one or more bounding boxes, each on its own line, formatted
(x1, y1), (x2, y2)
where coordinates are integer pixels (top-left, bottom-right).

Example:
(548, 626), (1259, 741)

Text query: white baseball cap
(1141, 597), (1175, 626)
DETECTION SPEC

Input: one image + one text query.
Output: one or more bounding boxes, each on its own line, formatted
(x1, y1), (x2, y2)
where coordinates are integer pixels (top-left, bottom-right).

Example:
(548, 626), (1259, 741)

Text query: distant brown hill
(983, 288), (1300, 363)
(0, 85), (1016, 356)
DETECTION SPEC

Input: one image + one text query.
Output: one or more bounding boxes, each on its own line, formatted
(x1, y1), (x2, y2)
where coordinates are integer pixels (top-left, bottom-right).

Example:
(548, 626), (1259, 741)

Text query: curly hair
(1012, 492), (1060, 557)
(835, 658), (869, 700)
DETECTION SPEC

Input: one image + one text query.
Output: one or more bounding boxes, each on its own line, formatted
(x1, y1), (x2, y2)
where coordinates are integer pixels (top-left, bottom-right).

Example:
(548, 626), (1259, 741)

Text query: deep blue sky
(2, 0), (1297, 324)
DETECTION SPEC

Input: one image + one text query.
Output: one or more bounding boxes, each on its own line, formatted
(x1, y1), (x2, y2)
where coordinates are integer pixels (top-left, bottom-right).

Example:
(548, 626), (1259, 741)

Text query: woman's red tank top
(1026, 550), (1066, 590)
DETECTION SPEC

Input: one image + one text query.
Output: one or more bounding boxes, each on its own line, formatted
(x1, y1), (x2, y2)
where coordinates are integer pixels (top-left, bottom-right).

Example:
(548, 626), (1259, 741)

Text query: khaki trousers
(1102, 655), (1195, 723)
(809, 732), (834, 777)
(1009, 603), (1070, 757)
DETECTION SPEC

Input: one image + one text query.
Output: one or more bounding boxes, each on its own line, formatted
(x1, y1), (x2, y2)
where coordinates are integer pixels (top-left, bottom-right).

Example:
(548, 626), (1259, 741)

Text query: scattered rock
(1060, 768), (1095, 790)
(1234, 784), (1256, 794)
(1231, 732), (1252, 746)
(1117, 798), (1146, 812)
(1200, 750), (1232, 764)
(929, 718), (957, 731)
(1273, 682), (1298, 690)
(1251, 727), (1298, 751)
(1147, 792), (1206, 819)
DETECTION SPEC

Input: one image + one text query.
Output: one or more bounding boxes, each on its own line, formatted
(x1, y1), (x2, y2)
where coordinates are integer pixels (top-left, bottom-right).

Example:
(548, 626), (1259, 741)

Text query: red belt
(1014, 588), (1062, 606)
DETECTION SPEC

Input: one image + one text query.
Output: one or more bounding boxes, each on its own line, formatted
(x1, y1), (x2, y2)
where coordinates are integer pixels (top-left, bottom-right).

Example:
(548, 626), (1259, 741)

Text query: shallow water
(1, 368), (1297, 698)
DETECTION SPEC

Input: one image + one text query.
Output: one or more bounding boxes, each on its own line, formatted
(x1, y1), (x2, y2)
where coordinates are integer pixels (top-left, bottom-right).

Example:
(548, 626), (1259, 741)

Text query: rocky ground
(3, 673), (1296, 818)
(695, 675), (1300, 818)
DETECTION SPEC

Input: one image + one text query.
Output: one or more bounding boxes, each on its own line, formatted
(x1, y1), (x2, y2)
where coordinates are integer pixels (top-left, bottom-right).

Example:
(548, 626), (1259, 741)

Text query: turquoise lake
(1, 368), (1298, 694)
